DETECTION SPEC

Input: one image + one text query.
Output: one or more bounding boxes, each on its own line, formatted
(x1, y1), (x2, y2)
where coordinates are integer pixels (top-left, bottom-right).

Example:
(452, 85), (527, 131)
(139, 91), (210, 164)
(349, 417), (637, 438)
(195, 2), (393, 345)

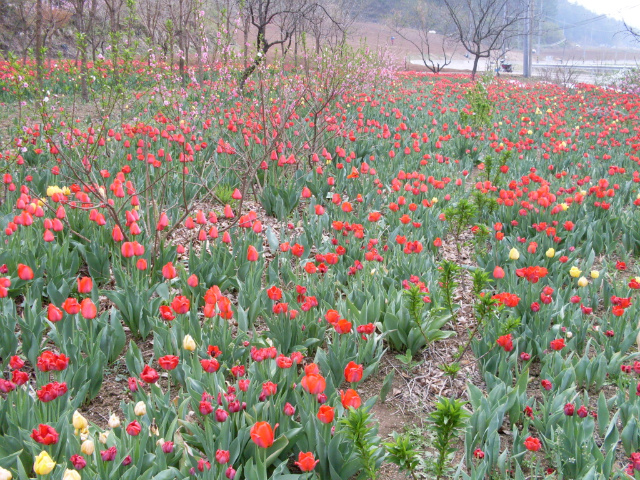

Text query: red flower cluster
(515, 266), (548, 283)
(492, 292), (520, 308)
(36, 351), (70, 372)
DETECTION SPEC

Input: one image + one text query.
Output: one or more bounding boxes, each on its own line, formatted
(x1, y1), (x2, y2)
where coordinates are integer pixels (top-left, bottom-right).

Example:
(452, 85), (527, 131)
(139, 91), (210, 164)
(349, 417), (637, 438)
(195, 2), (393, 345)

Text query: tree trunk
(243, 22), (249, 65)
(471, 54), (480, 80)
(35, 0), (43, 88)
(178, 0), (186, 83)
(80, 43), (88, 101)
(109, 6), (119, 84)
(90, 0), (98, 61)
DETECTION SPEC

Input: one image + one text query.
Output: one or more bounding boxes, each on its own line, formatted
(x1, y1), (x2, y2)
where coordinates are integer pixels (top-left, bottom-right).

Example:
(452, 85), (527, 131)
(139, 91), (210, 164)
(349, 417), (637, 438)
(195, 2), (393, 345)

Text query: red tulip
(171, 295), (190, 314)
(550, 338), (565, 351)
(17, 264), (33, 281)
(266, 286), (282, 300)
(247, 245), (259, 262)
(47, 304), (64, 322)
(295, 452), (319, 472)
(216, 449), (231, 464)
(12, 370), (28, 385)
(37, 351), (69, 372)
(77, 276), (93, 293)
(493, 266), (505, 279)
(80, 298), (97, 319)
(100, 446), (117, 461)
(301, 373), (326, 395)
(162, 262), (177, 279)
(36, 381), (67, 402)
(0, 379), (16, 393)
(121, 242), (135, 258)
(158, 355), (179, 370)
(126, 421), (142, 436)
(250, 421), (276, 448)
(344, 361), (363, 383)
(524, 436), (541, 452)
(9, 355), (24, 370)
(62, 298), (81, 315)
(317, 405), (335, 423)
(159, 305), (175, 321)
(340, 389), (362, 409)
(200, 358), (220, 373)
(31, 424), (59, 445)
(496, 334), (514, 352)
(199, 400), (214, 415)
(140, 365), (159, 384)
(334, 319), (352, 334)
(112, 225), (124, 242)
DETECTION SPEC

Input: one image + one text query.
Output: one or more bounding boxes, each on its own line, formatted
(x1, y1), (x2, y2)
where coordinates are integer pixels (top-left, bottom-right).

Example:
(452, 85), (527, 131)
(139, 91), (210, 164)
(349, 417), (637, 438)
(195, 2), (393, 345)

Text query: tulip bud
(492, 266), (505, 279)
(108, 414), (121, 429)
(33, 451), (56, 475)
(134, 401), (147, 416)
(162, 441), (174, 454)
(63, 469), (81, 480)
(81, 439), (95, 455)
(545, 248), (555, 258)
(590, 270), (599, 279)
(564, 403), (575, 416)
(73, 411), (88, 432)
(577, 276), (588, 287)
(0, 466), (12, 480)
(183, 334), (196, 352)
(509, 248), (520, 260)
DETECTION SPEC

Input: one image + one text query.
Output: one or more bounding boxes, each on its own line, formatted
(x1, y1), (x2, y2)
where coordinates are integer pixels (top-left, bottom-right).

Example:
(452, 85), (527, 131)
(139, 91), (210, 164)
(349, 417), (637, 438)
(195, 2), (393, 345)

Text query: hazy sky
(572, 0), (640, 28)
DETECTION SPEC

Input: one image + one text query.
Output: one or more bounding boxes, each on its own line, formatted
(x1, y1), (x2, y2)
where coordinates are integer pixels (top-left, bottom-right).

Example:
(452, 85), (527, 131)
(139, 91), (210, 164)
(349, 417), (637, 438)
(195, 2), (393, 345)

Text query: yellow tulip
(108, 414), (121, 428)
(81, 439), (94, 455)
(577, 276), (588, 287)
(545, 248), (555, 258)
(34, 451), (56, 475)
(73, 411), (88, 432)
(63, 469), (81, 480)
(46, 186), (60, 197)
(509, 248), (520, 260)
(570, 266), (582, 278)
(134, 401), (147, 416)
(590, 270), (599, 279)
(0, 466), (12, 480)
(183, 334), (196, 352)
(98, 431), (110, 444)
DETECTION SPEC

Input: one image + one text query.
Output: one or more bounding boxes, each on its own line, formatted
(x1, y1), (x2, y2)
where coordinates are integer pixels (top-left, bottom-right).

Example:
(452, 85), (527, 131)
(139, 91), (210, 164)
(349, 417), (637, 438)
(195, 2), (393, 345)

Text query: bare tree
(389, 1), (457, 73)
(237, 0), (315, 92)
(35, 0), (43, 86)
(305, 0), (361, 54)
(443, 0), (527, 79)
(236, 0), (348, 92)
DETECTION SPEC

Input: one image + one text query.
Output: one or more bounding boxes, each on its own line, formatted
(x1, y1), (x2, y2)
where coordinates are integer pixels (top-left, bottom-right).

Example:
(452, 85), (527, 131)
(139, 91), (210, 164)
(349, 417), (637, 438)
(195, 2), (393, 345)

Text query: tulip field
(3, 53), (640, 480)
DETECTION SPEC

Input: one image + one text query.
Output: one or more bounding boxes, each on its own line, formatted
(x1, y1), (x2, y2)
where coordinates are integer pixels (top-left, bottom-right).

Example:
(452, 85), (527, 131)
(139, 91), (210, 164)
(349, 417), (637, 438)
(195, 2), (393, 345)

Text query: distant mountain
(361, 0), (635, 48)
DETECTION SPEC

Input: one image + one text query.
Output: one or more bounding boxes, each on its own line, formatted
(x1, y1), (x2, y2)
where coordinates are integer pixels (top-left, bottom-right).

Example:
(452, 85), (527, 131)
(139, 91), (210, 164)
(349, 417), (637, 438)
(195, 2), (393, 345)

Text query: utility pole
(523, 0), (530, 77)
(523, 0), (533, 77)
